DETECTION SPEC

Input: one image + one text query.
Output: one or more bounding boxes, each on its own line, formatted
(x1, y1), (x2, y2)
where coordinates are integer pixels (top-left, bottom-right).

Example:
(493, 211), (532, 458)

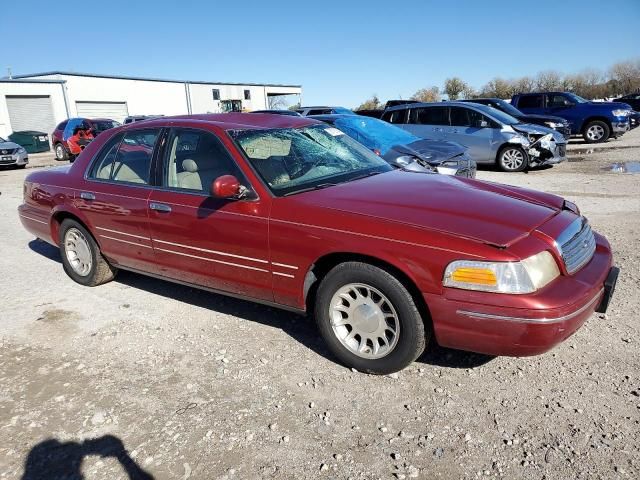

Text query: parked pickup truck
(511, 92), (633, 143)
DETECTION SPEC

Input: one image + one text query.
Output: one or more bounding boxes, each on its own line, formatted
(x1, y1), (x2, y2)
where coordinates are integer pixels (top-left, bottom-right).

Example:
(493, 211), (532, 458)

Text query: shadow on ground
(29, 239), (494, 370)
(22, 435), (153, 480)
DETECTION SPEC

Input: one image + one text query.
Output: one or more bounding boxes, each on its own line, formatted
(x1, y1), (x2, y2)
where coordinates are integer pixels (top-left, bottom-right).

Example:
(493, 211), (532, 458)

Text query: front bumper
(528, 142), (566, 167)
(424, 233), (615, 356)
(612, 120), (630, 135)
(435, 154), (477, 178)
(0, 152), (28, 166)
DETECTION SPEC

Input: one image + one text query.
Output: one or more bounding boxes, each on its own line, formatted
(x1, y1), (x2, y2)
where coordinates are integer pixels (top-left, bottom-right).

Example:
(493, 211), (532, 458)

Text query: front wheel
(583, 120), (610, 143)
(59, 219), (117, 286)
(314, 262), (428, 374)
(497, 145), (528, 172)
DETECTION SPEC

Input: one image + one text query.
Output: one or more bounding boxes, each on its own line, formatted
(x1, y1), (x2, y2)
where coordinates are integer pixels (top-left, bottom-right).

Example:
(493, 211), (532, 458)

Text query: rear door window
(409, 106), (449, 125)
(90, 129), (160, 185)
(382, 109), (407, 124)
(517, 95), (543, 109)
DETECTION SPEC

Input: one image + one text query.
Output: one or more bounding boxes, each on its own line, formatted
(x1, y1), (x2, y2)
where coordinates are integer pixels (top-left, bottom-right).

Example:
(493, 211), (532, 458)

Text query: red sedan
(18, 113), (618, 374)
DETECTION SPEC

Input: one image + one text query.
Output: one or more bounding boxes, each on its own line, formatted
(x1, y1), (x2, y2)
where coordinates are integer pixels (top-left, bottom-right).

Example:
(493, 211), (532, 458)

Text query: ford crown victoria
(18, 113), (618, 374)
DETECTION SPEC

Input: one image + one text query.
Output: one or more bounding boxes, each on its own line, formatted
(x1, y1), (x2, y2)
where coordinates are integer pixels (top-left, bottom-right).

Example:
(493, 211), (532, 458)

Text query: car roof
(385, 101), (486, 111)
(121, 113), (319, 131)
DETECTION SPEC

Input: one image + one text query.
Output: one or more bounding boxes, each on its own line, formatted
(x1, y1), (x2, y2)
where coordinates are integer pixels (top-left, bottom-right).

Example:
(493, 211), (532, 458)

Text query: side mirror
(211, 175), (243, 199)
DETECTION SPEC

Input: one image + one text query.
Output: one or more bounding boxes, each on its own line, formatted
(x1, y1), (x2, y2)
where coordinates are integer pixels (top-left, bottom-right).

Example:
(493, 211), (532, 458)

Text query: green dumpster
(8, 131), (51, 154)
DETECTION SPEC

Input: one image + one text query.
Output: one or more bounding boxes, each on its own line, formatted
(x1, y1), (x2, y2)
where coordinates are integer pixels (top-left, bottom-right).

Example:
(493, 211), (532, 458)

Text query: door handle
(80, 192), (95, 201)
(149, 202), (171, 213)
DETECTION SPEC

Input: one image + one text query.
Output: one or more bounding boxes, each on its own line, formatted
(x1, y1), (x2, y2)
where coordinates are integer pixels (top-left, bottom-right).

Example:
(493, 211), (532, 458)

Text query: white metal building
(0, 71), (302, 139)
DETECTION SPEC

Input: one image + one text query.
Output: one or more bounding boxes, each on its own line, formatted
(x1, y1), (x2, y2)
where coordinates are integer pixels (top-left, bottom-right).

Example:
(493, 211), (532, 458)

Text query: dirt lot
(1, 130), (639, 480)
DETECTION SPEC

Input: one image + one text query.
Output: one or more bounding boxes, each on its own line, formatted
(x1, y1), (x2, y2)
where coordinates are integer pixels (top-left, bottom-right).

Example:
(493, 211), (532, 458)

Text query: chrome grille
(558, 220), (596, 274)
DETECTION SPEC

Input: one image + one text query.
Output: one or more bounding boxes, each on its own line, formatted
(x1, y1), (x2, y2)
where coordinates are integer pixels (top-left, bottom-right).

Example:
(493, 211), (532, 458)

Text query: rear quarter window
(516, 95), (543, 109)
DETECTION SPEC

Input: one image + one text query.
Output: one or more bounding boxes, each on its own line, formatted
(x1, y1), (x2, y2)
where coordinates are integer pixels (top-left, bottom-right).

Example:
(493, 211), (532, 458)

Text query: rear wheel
(314, 262), (428, 374)
(59, 219), (117, 286)
(497, 145), (528, 172)
(583, 120), (610, 143)
(54, 143), (69, 161)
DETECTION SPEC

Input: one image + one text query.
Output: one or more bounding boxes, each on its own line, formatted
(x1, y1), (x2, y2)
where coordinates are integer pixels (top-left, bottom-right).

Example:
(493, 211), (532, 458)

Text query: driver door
(146, 126), (273, 301)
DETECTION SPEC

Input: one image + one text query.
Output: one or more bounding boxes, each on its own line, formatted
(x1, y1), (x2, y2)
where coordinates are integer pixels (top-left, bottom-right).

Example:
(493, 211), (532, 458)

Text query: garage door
(6, 96), (56, 134)
(76, 101), (129, 123)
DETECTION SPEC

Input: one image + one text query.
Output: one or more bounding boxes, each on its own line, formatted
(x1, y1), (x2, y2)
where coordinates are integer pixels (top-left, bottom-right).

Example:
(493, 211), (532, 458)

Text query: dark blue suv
(511, 92), (633, 143)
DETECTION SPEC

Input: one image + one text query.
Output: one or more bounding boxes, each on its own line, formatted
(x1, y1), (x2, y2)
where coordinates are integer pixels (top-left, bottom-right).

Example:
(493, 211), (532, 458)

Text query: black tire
(58, 219), (117, 286)
(582, 120), (610, 143)
(314, 262), (428, 374)
(497, 145), (528, 172)
(54, 143), (69, 161)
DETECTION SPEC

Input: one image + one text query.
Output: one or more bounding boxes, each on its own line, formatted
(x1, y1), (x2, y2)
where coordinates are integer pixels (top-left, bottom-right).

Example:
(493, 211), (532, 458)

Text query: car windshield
(93, 120), (120, 132)
(333, 116), (421, 154)
(565, 93), (588, 103)
(231, 124), (392, 196)
(489, 99), (523, 117)
(0, 137), (6, 143)
(472, 103), (520, 125)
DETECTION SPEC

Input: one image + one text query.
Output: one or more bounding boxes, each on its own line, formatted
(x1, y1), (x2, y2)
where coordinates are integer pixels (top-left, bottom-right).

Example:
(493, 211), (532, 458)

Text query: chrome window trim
(457, 288), (603, 324)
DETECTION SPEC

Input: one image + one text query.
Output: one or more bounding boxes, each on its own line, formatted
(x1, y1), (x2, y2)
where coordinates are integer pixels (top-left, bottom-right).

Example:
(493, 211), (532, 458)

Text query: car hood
(389, 139), (467, 164)
(517, 113), (567, 124)
(0, 141), (21, 150)
(298, 170), (563, 247)
(511, 123), (566, 143)
(586, 101), (632, 110)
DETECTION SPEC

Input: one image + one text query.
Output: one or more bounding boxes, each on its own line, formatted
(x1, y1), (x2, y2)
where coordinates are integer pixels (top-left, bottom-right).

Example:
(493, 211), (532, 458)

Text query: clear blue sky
(3, 0), (639, 107)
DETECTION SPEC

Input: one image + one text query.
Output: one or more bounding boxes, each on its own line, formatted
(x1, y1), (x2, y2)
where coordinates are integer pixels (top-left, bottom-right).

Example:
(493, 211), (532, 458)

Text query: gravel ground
(1, 129), (639, 480)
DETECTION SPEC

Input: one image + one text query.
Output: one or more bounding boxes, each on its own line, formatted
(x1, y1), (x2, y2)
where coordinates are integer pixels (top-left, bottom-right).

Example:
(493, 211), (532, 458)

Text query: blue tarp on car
(62, 118), (87, 141)
(332, 116), (421, 155)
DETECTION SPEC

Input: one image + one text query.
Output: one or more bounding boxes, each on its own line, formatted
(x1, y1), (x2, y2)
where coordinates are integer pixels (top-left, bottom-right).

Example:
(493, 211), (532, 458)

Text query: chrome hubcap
(502, 149), (524, 170)
(587, 125), (605, 141)
(64, 228), (93, 276)
(329, 283), (399, 359)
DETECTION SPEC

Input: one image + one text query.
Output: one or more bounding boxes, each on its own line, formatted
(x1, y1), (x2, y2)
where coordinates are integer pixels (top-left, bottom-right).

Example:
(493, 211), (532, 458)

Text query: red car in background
(19, 113), (618, 374)
(52, 118), (120, 161)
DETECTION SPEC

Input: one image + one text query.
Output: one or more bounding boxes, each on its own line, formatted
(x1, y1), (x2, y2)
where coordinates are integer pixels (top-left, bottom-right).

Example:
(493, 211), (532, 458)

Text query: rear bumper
(425, 236), (615, 356)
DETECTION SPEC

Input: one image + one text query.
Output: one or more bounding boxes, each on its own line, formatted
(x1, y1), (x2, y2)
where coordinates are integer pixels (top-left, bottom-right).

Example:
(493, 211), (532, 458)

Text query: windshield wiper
(349, 170), (383, 182)
(283, 182), (337, 196)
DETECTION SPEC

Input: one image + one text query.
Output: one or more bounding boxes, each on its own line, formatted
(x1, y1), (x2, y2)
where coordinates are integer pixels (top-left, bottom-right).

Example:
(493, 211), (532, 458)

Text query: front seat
(177, 159), (203, 190)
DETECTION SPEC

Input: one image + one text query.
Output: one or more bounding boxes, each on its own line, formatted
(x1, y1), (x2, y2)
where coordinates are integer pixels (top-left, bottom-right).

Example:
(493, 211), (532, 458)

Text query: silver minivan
(382, 102), (567, 172)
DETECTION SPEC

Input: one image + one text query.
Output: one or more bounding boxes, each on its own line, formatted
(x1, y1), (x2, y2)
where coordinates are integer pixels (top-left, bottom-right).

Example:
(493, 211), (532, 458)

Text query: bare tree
(411, 86), (440, 102)
(267, 95), (288, 110)
(479, 77), (514, 99)
(460, 84), (477, 99)
(355, 95), (383, 111)
(609, 59), (640, 94)
(535, 70), (563, 91)
(443, 77), (468, 100)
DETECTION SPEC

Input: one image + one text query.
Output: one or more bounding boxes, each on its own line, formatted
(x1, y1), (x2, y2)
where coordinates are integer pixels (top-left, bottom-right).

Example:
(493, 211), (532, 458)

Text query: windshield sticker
(324, 127), (345, 137)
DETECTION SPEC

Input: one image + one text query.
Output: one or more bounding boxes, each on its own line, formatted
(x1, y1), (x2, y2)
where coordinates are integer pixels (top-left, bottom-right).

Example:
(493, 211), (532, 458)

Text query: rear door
(402, 106), (449, 140)
(447, 106), (497, 163)
(79, 128), (161, 272)
(146, 127), (272, 301)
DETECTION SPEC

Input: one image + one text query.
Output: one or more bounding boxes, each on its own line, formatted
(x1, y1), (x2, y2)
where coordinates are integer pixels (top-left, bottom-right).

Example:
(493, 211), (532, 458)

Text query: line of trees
(355, 58), (640, 110)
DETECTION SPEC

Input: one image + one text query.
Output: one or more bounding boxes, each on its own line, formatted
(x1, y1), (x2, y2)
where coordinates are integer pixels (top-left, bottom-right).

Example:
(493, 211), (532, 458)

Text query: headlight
(395, 155), (416, 166)
(443, 251), (560, 294)
(544, 121), (562, 128)
(17, 147), (27, 154)
(612, 109), (630, 117)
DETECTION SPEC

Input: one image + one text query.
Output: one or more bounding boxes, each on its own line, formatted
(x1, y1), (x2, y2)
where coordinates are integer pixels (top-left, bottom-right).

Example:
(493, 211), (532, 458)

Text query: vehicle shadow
(22, 434), (154, 480)
(28, 239), (495, 370)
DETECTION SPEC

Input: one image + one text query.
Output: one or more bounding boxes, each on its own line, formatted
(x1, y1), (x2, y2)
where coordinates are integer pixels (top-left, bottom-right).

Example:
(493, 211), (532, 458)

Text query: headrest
(182, 159), (198, 173)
